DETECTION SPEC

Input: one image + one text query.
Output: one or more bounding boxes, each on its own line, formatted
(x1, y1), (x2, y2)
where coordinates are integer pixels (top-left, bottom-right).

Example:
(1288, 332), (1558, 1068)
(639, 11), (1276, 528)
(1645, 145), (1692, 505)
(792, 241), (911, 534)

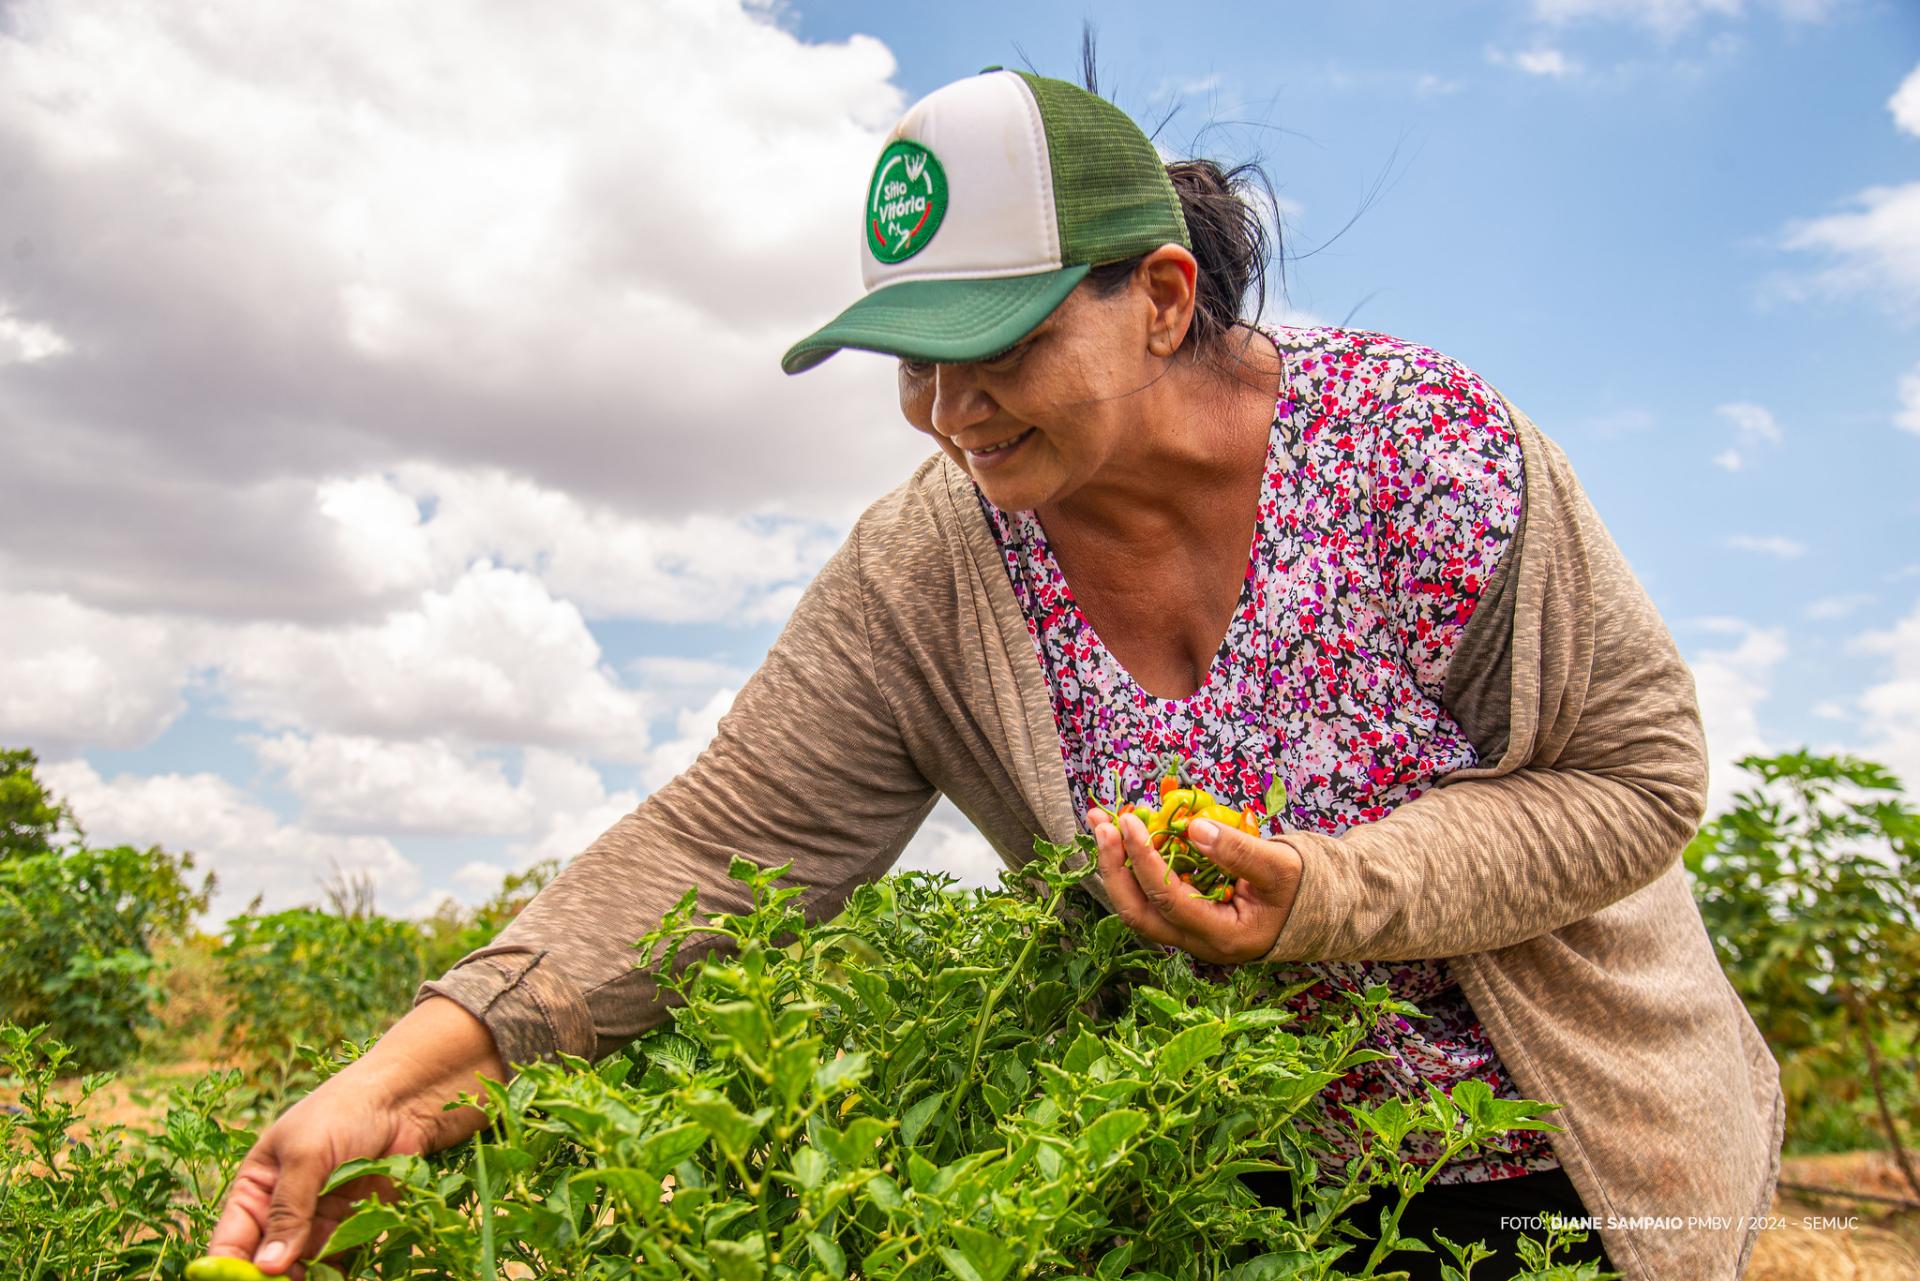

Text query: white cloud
(1151, 73), (1224, 101)
(640, 687), (740, 792)
(1413, 74), (1462, 96)
(1804, 592), (1874, 621)
(1715, 401), (1783, 446)
(1897, 362), (1920, 437)
(1810, 699), (1851, 721)
(214, 563), (655, 759)
(0, 591), (201, 752)
(1851, 595), (1920, 793)
(0, 305), (72, 365)
(1505, 47), (1582, 77)
(249, 733), (534, 836)
(1681, 620), (1787, 818)
(0, 0), (932, 635)
(39, 757), (422, 921)
(318, 465), (842, 625)
(1529, 0), (1835, 39)
(895, 797), (1004, 889)
(1724, 534), (1807, 558)
(1711, 401), (1783, 470)
(1890, 62), (1920, 138)
(1775, 182), (1920, 321)
(502, 749), (641, 866)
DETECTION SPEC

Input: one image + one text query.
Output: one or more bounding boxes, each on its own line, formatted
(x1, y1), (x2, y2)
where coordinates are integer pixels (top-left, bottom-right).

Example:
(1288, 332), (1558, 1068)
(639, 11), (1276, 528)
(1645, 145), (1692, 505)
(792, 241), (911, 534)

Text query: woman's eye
(982, 341), (1030, 369)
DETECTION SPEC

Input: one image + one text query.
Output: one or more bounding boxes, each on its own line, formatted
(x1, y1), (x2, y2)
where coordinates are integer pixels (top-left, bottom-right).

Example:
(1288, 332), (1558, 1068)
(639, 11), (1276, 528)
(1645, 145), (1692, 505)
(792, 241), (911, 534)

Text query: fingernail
(1188, 818), (1219, 847)
(257, 1241), (289, 1270)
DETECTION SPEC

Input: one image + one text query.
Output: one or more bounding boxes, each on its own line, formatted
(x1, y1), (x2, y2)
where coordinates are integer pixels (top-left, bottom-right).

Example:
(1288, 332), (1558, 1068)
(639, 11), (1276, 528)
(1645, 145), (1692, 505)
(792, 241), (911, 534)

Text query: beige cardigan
(421, 394), (1783, 1281)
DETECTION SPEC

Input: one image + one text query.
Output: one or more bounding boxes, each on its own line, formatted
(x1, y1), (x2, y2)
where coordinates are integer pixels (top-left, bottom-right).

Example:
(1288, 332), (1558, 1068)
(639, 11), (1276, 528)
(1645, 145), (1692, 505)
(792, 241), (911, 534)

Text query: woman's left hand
(1087, 806), (1303, 965)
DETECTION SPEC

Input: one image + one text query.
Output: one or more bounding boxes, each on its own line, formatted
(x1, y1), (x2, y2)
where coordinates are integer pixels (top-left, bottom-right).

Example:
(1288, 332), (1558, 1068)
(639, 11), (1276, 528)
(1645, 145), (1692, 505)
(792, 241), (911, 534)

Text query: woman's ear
(1137, 244), (1199, 357)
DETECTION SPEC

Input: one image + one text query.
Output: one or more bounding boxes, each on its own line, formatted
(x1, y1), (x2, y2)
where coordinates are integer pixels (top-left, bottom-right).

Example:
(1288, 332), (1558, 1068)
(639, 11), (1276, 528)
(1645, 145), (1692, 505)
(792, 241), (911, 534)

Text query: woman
(208, 66), (1782, 1280)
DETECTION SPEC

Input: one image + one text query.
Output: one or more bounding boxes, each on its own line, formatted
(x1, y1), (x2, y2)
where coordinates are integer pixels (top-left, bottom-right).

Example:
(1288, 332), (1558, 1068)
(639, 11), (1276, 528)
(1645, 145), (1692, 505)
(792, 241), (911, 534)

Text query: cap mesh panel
(1014, 71), (1192, 266)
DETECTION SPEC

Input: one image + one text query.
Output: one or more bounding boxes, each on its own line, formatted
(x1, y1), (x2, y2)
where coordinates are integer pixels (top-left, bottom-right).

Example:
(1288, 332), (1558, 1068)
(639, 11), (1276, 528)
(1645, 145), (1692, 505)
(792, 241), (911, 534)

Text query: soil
(1746, 1151), (1920, 1280)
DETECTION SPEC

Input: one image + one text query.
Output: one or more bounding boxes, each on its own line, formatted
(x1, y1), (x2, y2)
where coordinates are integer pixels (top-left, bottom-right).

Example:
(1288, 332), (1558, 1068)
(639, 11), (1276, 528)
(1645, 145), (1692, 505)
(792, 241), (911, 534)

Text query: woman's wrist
(347, 996), (512, 1148)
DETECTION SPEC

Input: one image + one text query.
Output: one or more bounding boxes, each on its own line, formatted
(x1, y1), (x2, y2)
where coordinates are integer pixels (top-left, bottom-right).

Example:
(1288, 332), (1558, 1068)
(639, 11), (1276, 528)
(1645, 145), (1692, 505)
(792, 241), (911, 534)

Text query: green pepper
(186, 1258), (269, 1281)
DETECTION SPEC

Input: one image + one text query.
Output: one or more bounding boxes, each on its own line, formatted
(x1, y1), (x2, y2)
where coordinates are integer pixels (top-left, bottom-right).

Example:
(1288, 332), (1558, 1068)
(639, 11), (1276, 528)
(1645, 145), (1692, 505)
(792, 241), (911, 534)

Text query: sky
(0, 0), (1915, 923)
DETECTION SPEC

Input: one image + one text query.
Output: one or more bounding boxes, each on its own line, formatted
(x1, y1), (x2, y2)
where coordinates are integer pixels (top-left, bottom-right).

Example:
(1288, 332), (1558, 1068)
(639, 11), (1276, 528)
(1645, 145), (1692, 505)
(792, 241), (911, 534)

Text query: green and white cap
(780, 67), (1191, 375)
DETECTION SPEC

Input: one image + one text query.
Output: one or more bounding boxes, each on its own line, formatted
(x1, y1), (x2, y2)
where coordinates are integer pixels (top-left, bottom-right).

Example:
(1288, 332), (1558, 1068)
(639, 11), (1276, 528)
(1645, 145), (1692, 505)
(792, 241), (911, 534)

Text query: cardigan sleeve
(417, 515), (940, 1069)
(1261, 395), (1711, 964)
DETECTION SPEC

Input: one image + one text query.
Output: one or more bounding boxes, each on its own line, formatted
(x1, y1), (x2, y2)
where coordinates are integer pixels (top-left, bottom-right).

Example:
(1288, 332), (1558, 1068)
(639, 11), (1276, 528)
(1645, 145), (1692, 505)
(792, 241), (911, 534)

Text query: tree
(0, 746), (75, 858)
(1685, 749), (1920, 1197)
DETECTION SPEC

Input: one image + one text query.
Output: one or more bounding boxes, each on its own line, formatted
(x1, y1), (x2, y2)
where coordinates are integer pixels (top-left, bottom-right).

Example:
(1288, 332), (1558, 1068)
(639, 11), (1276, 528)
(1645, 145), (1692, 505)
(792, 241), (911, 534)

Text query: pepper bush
(2, 834), (1610, 1279)
(306, 836), (1605, 1280)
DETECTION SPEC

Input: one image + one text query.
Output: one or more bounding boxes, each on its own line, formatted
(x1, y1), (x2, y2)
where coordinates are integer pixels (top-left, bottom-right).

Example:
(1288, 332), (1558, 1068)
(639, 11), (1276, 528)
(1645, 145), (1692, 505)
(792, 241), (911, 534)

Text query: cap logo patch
(866, 140), (947, 265)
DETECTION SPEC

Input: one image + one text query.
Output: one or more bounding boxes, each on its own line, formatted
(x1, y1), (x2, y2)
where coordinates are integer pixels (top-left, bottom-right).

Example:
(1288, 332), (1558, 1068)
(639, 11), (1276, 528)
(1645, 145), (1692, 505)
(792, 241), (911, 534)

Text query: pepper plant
(300, 834), (1608, 1280)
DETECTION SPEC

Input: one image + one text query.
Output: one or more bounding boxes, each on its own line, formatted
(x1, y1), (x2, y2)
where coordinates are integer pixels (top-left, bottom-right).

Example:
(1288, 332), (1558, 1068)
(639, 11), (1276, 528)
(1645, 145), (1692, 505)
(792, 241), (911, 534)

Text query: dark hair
(1083, 158), (1279, 360)
(1067, 27), (1285, 387)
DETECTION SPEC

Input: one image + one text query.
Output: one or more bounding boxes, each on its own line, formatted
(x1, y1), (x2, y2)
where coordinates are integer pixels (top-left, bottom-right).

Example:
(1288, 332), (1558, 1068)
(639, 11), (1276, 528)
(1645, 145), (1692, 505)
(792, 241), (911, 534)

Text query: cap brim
(780, 264), (1090, 375)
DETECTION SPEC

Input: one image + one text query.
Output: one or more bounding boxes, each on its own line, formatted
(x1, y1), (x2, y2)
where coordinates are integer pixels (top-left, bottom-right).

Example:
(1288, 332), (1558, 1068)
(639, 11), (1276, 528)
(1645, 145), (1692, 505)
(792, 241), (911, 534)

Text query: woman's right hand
(204, 997), (509, 1278)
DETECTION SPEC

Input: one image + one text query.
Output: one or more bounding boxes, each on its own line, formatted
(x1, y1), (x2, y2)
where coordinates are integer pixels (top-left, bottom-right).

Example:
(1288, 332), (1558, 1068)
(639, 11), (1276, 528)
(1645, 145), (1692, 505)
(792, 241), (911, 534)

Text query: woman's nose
(929, 365), (996, 439)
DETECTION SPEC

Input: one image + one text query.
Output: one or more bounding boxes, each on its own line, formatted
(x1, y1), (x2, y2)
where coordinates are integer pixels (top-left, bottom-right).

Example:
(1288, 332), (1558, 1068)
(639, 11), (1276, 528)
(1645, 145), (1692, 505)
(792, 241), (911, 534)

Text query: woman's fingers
(205, 1157), (274, 1259)
(1093, 813), (1207, 950)
(256, 1148), (330, 1276)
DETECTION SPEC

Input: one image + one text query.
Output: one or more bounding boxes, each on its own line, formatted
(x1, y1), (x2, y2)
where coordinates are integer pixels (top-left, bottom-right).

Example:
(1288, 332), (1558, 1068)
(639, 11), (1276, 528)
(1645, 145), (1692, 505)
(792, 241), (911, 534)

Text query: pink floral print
(975, 324), (1557, 1184)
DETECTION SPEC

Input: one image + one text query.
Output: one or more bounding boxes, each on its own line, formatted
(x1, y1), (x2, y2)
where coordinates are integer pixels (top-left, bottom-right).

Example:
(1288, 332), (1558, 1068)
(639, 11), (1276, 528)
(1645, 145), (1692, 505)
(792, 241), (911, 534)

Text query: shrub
(1685, 749), (1920, 1197)
(216, 908), (433, 1084)
(0, 749), (212, 1071)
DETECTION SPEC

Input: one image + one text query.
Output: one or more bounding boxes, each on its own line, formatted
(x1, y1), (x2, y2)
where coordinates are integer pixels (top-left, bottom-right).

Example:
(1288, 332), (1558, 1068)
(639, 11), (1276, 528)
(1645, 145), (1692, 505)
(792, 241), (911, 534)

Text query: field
(4, 746), (1917, 1279)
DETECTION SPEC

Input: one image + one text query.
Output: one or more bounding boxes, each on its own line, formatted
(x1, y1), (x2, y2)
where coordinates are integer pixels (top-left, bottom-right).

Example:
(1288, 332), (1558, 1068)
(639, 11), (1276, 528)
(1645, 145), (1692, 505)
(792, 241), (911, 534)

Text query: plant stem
(1853, 1001), (1920, 1200)
(934, 886), (1066, 1153)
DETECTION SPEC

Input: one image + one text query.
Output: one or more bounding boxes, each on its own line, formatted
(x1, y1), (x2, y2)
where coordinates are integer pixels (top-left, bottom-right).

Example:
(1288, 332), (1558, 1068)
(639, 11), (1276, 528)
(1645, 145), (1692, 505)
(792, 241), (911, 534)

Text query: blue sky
(0, 0), (1914, 921)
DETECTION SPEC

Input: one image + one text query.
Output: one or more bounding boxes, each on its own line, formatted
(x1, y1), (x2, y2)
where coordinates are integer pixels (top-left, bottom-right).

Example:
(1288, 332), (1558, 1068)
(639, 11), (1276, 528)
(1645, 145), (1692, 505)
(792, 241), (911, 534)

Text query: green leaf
(947, 1222), (1017, 1281)
(1080, 1108), (1148, 1168)
(807, 1231), (848, 1279)
(318, 1203), (403, 1257)
(639, 1121), (710, 1174)
(939, 1245), (986, 1281)
(814, 1050), (871, 1095)
(1062, 1027), (1106, 1074)
(1156, 1021), (1226, 1082)
(320, 1154), (420, 1195)
(1223, 1249), (1320, 1280)
(1024, 980), (1072, 1026)
(899, 1090), (947, 1147)
(866, 1172), (906, 1212)
(1095, 1240), (1137, 1278)
(682, 1090), (771, 1157)
(709, 1237), (766, 1281)
(789, 1145), (828, 1190)
(935, 965), (999, 995)
(817, 1116), (890, 1170)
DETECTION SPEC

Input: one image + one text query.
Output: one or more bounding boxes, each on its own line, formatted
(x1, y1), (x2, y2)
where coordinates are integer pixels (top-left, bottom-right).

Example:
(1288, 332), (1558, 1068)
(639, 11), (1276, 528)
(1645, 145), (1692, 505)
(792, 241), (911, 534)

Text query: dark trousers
(1238, 1164), (1616, 1280)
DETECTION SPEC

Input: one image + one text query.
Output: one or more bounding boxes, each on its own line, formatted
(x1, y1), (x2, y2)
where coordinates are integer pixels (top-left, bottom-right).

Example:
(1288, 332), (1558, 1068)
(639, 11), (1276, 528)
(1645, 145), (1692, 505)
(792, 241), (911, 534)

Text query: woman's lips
(966, 427), (1035, 470)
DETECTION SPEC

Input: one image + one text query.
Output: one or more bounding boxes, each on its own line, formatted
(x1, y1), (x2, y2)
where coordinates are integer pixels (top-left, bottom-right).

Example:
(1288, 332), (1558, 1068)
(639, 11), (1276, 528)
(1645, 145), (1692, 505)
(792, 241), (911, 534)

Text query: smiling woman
(202, 49), (1782, 1281)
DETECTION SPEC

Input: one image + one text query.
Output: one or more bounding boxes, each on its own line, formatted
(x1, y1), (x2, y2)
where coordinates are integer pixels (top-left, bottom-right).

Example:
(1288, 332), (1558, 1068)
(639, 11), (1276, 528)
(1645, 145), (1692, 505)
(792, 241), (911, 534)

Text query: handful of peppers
(1109, 752), (1279, 905)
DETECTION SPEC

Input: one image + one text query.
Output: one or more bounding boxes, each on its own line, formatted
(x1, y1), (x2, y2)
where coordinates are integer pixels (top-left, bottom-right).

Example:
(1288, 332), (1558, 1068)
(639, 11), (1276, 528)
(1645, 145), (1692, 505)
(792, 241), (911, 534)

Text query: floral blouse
(975, 323), (1560, 1185)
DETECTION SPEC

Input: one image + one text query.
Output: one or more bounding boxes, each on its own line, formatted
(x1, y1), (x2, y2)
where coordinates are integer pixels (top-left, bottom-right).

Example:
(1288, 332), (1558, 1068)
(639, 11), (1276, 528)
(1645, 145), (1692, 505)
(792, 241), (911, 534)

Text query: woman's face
(895, 254), (1192, 514)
